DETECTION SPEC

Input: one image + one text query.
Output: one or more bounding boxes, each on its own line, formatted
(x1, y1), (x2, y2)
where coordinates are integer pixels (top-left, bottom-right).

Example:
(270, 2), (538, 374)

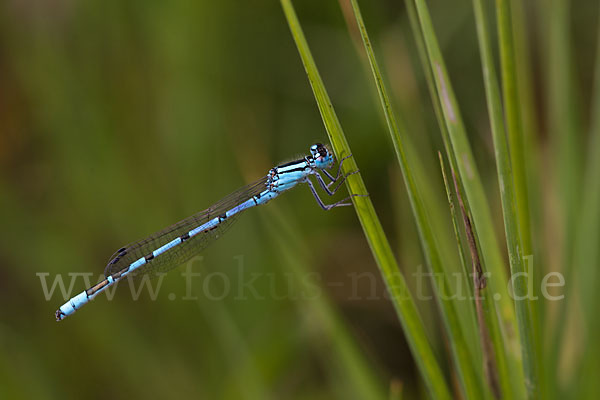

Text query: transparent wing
(103, 176), (268, 278)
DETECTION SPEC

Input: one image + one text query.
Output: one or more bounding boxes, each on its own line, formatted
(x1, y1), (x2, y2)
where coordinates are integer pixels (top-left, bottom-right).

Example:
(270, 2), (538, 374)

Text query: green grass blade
(495, 0), (532, 263)
(411, 0), (520, 353)
(338, 6), (477, 347)
(571, 19), (600, 399)
(347, 1), (486, 398)
(401, 5), (484, 351)
(438, 152), (472, 300)
(507, 0), (546, 394)
(472, 0), (539, 397)
(280, 1), (452, 398)
(544, 0), (584, 382)
(494, 0), (541, 397)
(407, 0), (519, 346)
(402, 0), (453, 163)
(448, 161), (501, 399)
(546, 0), (583, 249)
(409, 0), (529, 396)
(440, 153), (506, 398)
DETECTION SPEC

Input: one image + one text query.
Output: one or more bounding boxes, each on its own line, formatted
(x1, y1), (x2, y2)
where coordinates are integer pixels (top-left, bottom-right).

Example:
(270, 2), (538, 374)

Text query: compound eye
(317, 144), (328, 156)
(310, 143), (322, 157)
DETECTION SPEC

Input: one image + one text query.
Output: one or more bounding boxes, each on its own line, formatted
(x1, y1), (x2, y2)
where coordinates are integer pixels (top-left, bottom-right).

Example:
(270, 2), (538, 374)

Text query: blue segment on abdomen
(153, 237), (182, 257)
(189, 217), (219, 237)
(226, 198), (257, 218)
(129, 257), (146, 272)
(119, 257), (147, 278)
(59, 290), (88, 316)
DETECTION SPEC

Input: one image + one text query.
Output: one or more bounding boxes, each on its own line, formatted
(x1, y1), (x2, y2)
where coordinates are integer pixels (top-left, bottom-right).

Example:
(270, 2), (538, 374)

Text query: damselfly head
(310, 143), (334, 169)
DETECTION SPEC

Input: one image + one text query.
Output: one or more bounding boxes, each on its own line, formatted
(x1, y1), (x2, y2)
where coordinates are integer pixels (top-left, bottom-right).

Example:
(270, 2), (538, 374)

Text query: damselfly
(55, 143), (362, 321)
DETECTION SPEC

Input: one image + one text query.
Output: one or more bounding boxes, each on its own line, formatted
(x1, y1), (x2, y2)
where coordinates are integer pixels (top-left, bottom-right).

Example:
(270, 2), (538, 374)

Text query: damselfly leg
(305, 179), (366, 210)
(322, 153), (353, 184)
(313, 169), (360, 195)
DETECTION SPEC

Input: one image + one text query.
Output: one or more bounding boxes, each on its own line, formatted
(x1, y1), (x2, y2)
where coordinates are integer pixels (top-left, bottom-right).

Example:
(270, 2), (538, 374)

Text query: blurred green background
(0, 0), (598, 399)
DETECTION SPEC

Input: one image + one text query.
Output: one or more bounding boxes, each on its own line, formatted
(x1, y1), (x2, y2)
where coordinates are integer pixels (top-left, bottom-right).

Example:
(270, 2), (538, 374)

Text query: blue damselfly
(55, 143), (361, 321)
